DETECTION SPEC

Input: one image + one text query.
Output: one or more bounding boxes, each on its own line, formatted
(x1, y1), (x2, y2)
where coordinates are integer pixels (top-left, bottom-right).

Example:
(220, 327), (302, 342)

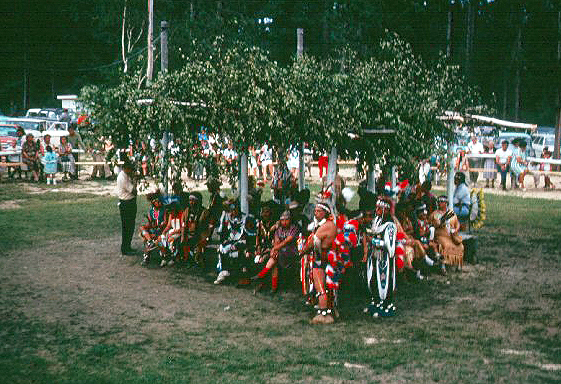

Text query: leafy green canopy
(80, 34), (486, 181)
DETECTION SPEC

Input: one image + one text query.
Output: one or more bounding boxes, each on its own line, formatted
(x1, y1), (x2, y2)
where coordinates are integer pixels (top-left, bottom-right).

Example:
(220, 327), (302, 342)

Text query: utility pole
(160, 21), (168, 74)
(146, 0), (154, 84)
(555, 9), (561, 161)
(297, 28), (305, 191)
(160, 20), (170, 194)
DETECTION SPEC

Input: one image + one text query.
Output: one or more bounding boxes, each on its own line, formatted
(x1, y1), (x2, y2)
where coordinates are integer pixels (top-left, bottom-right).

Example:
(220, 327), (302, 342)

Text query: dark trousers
(119, 198), (137, 253)
(497, 164), (510, 187)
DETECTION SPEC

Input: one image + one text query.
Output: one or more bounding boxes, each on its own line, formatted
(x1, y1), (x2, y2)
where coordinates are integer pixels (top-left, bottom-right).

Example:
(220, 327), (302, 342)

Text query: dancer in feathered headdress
(299, 186), (338, 324)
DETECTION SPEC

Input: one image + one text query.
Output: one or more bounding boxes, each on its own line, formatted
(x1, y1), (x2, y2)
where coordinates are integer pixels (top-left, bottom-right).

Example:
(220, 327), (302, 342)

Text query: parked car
(532, 134), (557, 157)
(0, 117), (47, 132)
(0, 124), (19, 151)
(496, 132), (536, 157)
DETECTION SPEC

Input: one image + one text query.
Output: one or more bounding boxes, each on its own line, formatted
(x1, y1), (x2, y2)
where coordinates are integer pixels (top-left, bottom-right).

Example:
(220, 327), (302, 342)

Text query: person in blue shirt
(453, 172), (470, 220)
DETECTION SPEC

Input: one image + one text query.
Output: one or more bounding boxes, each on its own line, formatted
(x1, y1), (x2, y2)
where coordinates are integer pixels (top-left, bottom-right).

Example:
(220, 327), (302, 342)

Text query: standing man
(66, 124), (86, 179)
(467, 135), (484, 185)
(300, 194), (337, 324)
(117, 158), (137, 255)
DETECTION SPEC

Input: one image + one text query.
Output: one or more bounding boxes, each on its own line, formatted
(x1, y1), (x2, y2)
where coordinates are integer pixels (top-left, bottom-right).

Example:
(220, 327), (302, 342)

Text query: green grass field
(0, 183), (560, 383)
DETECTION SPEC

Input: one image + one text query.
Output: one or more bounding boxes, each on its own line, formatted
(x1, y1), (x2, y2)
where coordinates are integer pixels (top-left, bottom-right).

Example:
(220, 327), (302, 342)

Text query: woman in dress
(430, 196), (464, 270)
(58, 136), (75, 181)
(455, 149), (470, 184)
(483, 141), (496, 188)
(511, 140), (529, 190)
(21, 133), (40, 182)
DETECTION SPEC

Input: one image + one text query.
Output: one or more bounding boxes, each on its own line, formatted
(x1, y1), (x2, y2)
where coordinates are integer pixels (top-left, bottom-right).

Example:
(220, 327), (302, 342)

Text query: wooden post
(160, 21), (169, 193)
(297, 28), (305, 191)
(146, 0), (154, 84)
(447, 142), (455, 210)
(239, 152), (249, 214)
(554, 108), (561, 162)
(326, 147), (337, 212)
(367, 162), (376, 193)
(160, 21), (168, 74)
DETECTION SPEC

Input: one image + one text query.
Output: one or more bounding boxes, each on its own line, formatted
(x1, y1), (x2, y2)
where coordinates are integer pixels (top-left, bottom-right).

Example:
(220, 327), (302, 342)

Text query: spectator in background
(287, 145), (300, 179)
(511, 140), (530, 191)
(495, 140), (512, 190)
(60, 109), (71, 124)
(248, 145), (260, 179)
(318, 150), (329, 179)
(453, 172), (470, 221)
(40, 134), (56, 156)
(58, 136), (75, 181)
(467, 135), (484, 185)
(540, 147), (555, 190)
(15, 126), (25, 147)
(7, 139), (22, 179)
(259, 144), (273, 181)
(66, 125), (86, 179)
(21, 133), (40, 182)
(42, 145), (58, 185)
(483, 140), (496, 188)
(117, 158), (137, 256)
(455, 149), (469, 182)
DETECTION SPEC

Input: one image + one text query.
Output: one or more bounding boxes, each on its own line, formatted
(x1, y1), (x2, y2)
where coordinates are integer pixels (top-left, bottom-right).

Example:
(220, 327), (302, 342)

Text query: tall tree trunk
(502, 70), (508, 119)
(121, 1), (128, 73)
(513, 18), (523, 122)
(446, 3), (454, 59)
(554, 9), (561, 160)
(464, 1), (476, 79)
(322, 0), (330, 57)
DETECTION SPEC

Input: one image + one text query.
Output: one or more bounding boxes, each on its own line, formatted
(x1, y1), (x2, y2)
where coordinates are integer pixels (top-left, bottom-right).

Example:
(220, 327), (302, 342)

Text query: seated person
(140, 191), (167, 266)
(252, 210), (299, 293)
(214, 200), (247, 285)
(158, 202), (185, 267)
(394, 202), (427, 280)
(430, 196), (464, 271)
(413, 203), (443, 271)
(453, 172), (471, 222)
(22, 133), (40, 182)
(194, 177), (224, 264)
(181, 192), (204, 266)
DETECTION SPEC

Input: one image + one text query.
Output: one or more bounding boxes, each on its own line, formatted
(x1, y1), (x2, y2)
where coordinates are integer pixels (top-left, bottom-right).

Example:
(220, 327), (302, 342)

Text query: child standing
(42, 146), (58, 185)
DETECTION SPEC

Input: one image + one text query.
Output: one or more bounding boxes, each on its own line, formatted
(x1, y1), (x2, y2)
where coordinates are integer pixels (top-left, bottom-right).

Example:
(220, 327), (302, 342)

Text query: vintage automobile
(0, 124), (19, 151)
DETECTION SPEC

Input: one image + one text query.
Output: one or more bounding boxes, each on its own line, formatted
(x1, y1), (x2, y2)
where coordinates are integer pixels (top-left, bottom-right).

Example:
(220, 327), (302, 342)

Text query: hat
(415, 203), (427, 214)
(376, 198), (391, 210)
(206, 177), (221, 190)
(122, 157), (135, 170)
(280, 210), (291, 220)
(189, 191), (203, 202)
(315, 187), (332, 214)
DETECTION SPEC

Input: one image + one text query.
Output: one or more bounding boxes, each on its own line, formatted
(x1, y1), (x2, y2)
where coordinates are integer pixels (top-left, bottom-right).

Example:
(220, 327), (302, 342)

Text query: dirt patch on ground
(0, 199), (23, 209)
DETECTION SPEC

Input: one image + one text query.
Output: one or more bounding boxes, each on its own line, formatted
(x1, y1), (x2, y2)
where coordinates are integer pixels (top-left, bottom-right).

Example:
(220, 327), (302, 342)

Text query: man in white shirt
(467, 135), (484, 185)
(494, 140), (512, 190)
(117, 158), (137, 255)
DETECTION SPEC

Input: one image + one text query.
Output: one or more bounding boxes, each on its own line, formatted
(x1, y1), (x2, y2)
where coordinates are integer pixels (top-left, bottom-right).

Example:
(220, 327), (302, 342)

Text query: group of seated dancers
(138, 177), (465, 324)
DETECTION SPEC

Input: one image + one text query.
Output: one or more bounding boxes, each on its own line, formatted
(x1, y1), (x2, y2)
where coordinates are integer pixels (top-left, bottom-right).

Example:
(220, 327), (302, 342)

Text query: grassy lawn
(0, 183), (560, 383)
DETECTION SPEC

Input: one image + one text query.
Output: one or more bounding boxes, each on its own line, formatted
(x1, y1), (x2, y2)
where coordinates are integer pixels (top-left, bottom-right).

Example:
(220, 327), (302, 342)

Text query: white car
(532, 134), (556, 157)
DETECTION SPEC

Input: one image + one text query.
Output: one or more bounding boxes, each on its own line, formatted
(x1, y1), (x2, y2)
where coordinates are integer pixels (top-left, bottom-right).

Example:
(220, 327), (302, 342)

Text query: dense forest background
(1, 0), (561, 126)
